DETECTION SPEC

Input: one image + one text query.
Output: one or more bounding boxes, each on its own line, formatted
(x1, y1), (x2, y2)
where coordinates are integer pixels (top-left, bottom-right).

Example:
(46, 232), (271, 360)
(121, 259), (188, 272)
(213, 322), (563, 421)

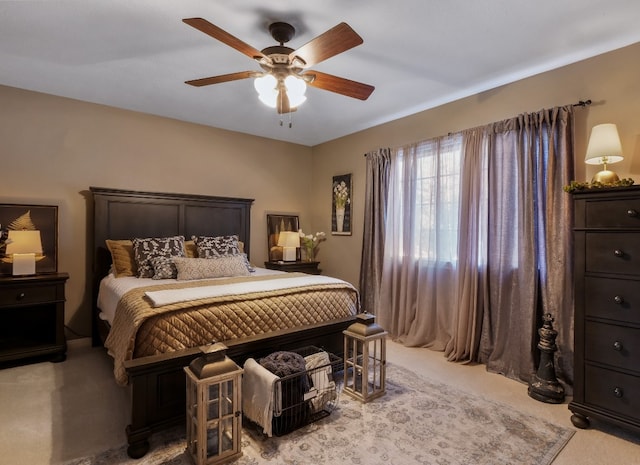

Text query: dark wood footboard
(123, 316), (355, 458)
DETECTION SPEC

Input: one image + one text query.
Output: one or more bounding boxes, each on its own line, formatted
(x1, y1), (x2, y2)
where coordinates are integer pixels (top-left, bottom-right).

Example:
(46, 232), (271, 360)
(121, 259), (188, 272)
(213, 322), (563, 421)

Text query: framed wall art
(332, 173), (352, 235)
(266, 214), (300, 262)
(0, 203), (58, 275)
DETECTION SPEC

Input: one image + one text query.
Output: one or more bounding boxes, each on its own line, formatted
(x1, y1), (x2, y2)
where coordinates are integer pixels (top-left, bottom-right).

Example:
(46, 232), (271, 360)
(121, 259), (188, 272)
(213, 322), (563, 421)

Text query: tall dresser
(569, 185), (640, 434)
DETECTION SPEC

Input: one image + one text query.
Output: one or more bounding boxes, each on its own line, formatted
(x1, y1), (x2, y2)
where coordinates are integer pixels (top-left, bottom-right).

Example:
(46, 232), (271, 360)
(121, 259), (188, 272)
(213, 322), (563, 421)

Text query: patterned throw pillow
(173, 255), (251, 280)
(150, 256), (178, 280)
(132, 236), (186, 278)
(192, 235), (240, 258)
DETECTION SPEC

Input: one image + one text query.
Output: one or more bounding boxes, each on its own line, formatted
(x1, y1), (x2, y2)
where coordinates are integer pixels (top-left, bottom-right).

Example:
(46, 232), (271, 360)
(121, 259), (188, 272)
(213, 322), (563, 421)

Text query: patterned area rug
(65, 363), (574, 465)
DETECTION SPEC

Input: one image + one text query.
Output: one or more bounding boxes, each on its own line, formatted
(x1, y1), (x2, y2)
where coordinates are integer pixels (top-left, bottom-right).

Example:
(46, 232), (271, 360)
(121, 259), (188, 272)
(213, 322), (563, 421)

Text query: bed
(89, 187), (359, 458)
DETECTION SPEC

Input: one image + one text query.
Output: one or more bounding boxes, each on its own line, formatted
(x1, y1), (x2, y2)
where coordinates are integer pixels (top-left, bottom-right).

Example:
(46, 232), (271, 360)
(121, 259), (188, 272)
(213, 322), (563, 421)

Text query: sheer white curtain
(376, 135), (472, 351)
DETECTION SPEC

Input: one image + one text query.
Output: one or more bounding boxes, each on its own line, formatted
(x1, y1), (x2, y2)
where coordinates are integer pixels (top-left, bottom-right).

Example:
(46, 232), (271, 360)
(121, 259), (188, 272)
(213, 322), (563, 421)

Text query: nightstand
(264, 261), (321, 275)
(0, 272), (69, 366)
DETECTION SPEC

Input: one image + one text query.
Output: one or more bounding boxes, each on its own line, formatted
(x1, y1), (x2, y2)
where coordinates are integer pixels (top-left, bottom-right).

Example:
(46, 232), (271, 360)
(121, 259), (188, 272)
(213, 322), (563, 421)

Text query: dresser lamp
(5, 230), (43, 275)
(584, 123), (624, 184)
(277, 231), (300, 262)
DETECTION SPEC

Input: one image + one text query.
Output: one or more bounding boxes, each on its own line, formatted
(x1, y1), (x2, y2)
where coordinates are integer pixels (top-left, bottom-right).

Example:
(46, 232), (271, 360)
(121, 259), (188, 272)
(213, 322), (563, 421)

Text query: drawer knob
(16, 292), (26, 301)
(614, 295), (625, 304)
(613, 341), (623, 351)
(614, 249), (625, 258)
(628, 209), (639, 217)
(614, 387), (624, 398)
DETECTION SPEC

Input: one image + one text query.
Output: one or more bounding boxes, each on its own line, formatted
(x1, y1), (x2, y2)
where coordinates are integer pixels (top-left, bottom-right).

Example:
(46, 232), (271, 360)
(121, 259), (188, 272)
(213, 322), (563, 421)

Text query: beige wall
(311, 42), (640, 291)
(1, 85), (312, 337)
(3, 41), (639, 336)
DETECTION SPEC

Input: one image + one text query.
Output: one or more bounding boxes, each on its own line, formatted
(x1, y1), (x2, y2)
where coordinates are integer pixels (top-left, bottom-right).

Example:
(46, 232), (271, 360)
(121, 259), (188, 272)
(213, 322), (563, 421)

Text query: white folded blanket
(145, 275), (345, 307)
(242, 358), (279, 437)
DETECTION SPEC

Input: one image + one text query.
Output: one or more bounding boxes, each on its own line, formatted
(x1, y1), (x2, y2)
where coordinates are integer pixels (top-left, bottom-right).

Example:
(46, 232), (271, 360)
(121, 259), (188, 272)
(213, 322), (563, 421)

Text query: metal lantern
(185, 343), (243, 465)
(343, 313), (388, 402)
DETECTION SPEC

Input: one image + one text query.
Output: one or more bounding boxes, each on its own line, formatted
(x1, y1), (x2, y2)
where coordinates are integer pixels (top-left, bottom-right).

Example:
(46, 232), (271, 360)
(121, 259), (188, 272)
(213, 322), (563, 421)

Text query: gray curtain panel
(372, 105), (574, 389)
(478, 106), (575, 390)
(359, 148), (391, 314)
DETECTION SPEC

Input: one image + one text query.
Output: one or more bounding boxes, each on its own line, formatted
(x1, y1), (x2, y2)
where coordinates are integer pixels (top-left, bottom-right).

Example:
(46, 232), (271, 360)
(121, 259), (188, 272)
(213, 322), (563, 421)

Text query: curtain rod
(365, 99), (593, 156)
(573, 99), (591, 107)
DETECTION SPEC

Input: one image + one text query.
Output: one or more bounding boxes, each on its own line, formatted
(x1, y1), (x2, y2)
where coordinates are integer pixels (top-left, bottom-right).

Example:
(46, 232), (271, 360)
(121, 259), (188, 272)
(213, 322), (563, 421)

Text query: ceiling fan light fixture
(284, 75), (307, 108)
(254, 74), (278, 107)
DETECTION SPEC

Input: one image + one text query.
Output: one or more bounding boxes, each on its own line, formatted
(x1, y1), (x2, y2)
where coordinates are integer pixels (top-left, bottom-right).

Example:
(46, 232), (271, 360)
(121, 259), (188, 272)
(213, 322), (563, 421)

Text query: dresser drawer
(585, 365), (640, 420)
(585, 233), (640, 276)
(0, 284), (58, 307)
(585, 198), (640, 229)
(585, 321), (640, 372)
(585, 277), (640, 325)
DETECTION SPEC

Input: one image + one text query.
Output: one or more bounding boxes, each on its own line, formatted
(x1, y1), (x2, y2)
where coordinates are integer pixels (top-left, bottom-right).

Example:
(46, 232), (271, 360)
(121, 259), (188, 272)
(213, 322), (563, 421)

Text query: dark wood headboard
(90, 186), (254, 343)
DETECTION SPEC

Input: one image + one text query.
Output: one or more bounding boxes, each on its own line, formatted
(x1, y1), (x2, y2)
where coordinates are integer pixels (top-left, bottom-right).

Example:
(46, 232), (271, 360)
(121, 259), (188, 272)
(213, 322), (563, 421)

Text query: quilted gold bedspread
(104, 273), (359, 385)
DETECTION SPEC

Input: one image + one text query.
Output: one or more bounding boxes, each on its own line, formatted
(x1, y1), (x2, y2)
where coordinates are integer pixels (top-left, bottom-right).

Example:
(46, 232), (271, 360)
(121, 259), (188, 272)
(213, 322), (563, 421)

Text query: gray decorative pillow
(192, 235), (240, 258)
(132, 236), (186, 278)
(151, 256), (177, 280)
(173, 254), (251, 280)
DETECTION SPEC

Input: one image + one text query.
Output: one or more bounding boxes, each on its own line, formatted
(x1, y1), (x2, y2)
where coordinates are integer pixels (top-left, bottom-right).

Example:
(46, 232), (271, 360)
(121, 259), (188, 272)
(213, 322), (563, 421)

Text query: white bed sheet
(97, 267), (283, 325)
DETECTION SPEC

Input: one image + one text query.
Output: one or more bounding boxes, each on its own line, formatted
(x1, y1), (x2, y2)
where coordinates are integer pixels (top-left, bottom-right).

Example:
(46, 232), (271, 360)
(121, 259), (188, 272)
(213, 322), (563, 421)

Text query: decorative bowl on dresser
(569, 185), (640, 434)
(0, 272), (68, 366)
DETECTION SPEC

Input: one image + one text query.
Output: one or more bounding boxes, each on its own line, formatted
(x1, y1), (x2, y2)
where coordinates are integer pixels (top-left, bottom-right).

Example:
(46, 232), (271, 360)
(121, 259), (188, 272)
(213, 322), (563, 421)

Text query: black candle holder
(528, 313), (565, 404)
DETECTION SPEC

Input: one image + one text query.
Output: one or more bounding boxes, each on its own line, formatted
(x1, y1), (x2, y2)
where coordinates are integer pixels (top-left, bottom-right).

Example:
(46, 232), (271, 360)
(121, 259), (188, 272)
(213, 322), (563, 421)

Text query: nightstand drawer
(585, 276), (640, 324)
(585, 233), (640, 276)
(585, 365), (640, 420)
(0, 284), (58, 307)
(585, 198), (640, 229)
(585, 321), (640, 372)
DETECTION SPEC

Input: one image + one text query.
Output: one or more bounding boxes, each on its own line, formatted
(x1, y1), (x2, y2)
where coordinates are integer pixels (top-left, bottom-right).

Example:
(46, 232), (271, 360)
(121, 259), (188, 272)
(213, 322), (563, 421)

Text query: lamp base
(591, 169), (620, 184)
(13, 253), (36, 276)
(282, 247), (296, 262)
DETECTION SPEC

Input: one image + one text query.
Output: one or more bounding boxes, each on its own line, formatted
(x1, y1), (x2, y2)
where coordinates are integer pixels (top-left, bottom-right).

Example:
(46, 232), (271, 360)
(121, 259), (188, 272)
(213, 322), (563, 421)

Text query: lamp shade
(254, 74), (307, 110)
(277, 231), (300, 248)
(277, 231), (299, 262)
(5, 230), (43, 255)
(585, 123), (624, 165)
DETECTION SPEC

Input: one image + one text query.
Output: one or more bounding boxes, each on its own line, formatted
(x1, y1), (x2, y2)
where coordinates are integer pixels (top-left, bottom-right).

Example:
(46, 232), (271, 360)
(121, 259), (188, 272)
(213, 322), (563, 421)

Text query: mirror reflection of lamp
(277, 231), (300, 262)
(5, 230), (43, 275)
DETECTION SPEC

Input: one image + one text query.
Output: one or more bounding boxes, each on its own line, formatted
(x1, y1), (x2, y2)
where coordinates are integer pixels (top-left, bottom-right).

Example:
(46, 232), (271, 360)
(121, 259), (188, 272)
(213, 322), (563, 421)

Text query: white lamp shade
(277, 231), (300, 248)
(585, 123), (624, 165)
(254, 74), (307, 109)
(277, 231), (299, 262)
(254, 74), (278, 108)
(5, 230), (43, 255)
(284, 75), (307, 108)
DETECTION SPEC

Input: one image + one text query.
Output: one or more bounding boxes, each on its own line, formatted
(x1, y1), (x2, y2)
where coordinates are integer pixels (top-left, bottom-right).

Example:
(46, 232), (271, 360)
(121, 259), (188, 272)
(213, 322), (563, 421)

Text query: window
(392, 134), (463, 264)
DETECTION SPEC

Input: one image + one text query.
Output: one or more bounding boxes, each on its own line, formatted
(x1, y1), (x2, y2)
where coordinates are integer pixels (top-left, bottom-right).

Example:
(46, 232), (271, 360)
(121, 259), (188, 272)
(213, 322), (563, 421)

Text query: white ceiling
(2, 1), (640, 147)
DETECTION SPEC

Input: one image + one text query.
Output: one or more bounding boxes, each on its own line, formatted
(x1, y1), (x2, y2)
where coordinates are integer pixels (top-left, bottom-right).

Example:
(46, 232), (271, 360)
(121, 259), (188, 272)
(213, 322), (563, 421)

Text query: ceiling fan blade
(303, 71), (374, 100)
(183, 18), (266, 61)
(291, 22), (363, 68)
(185, 71), (256, 87)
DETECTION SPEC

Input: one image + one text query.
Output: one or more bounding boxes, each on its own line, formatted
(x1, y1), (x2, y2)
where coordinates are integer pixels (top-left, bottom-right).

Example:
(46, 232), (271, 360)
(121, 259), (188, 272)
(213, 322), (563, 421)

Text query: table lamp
(5, 230), (43, 275)
(584, 123), (624, 184)
(277, 231), (300, 262)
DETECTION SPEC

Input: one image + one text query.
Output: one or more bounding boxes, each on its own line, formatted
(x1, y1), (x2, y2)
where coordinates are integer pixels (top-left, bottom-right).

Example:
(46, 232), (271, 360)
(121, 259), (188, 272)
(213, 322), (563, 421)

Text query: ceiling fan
(182, 18), (375, 114)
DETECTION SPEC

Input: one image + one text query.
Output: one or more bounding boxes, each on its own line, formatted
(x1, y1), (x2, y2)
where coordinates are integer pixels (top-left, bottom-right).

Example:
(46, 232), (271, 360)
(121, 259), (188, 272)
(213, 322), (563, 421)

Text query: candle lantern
(185, 343), (243, 465)
(343, 313), (388, 402)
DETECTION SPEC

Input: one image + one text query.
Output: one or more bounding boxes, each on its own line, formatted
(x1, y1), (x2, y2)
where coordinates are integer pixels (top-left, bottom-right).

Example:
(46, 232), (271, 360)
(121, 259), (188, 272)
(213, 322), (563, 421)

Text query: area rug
(64, 363), (574, 465)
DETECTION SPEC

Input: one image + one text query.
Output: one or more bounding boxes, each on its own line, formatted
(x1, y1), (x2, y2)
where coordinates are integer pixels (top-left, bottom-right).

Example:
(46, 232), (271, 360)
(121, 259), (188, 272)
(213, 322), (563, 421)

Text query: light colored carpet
(62, 363), (573, 465)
